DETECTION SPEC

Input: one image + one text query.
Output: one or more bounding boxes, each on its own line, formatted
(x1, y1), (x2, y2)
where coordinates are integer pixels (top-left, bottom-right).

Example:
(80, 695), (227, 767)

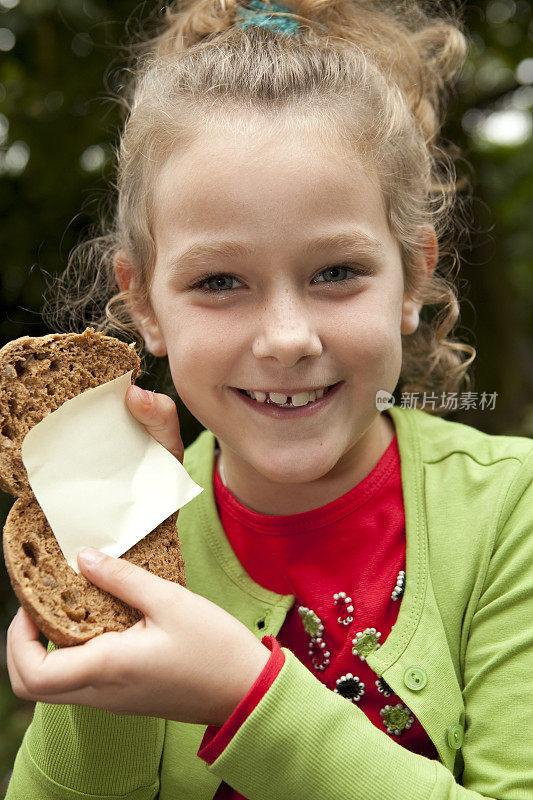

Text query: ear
(401, 226), (438, 336)
(113, 251), (168, 357)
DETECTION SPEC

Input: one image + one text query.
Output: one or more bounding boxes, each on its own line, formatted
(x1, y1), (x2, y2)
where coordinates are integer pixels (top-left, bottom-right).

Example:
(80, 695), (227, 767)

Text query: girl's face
(133, 129), (431, 508)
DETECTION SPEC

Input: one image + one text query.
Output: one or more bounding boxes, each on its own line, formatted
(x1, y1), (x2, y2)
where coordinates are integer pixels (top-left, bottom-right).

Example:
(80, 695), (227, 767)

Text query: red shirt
(199, 435), (438, 798)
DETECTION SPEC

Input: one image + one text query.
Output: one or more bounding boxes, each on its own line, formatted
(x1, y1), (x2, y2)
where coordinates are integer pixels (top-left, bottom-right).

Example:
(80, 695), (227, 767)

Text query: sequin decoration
(333, 591), (354, 626)
(391, 570), (406, 601)
(308, 638), (331, 671)
(351, 628), (381, 660)
(298, 606), (324, 638)
(380, 703), (414, 735)
(334, 673), (365, 702)
(375, 676), (393, 697)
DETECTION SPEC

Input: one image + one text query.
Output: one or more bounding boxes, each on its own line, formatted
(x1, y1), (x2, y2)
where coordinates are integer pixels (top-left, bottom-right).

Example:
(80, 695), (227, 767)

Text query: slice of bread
(4, 494), (182, 647)
(0, 327), (141, 498)
(1, 327), (186, 647)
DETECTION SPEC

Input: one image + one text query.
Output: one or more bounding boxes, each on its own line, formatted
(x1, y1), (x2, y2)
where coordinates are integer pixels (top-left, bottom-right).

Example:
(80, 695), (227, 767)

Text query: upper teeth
(243, 388), (327, 406)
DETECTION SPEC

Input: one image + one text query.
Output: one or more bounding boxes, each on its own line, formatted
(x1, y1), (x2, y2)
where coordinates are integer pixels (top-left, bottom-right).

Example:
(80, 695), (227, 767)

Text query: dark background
(1, 0), (532, 791)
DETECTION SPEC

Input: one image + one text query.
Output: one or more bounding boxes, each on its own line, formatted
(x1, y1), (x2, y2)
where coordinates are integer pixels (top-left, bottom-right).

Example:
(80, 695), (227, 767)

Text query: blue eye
(314, 266), (351, 283)
(202, 275), (242, 292)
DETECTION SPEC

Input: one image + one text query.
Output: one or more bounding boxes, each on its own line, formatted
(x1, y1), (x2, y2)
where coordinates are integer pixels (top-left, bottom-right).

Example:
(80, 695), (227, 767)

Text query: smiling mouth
(236, 383), (339, 409)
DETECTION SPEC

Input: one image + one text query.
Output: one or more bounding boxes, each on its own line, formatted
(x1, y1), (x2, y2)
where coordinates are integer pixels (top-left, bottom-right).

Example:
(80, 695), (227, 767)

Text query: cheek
(338, 304), (403, 361)
(163, 311), (243, 394)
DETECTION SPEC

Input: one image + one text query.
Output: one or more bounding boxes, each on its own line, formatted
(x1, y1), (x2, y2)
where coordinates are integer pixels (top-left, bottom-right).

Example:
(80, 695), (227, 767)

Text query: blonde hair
(42, 0), (476, 410)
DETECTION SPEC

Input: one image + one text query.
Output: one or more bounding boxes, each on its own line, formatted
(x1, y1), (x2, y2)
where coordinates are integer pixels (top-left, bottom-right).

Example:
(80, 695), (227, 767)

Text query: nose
(252, 292), (323, 367)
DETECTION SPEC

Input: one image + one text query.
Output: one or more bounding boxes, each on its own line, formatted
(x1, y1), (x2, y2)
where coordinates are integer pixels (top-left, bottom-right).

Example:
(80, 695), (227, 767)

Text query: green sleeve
(5, 643), (165, 800)
(205, 648), (480, 800)
(458, 461), (533, 798)
(205, 472), (533, 800)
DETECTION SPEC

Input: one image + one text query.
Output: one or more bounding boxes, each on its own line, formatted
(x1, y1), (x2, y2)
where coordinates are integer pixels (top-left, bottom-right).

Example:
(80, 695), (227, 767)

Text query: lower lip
(230, 382), (344, 419)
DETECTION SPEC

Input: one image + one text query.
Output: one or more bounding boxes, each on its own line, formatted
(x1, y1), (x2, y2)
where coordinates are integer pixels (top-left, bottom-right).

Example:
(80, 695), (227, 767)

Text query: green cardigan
(6, 407), (533, 800)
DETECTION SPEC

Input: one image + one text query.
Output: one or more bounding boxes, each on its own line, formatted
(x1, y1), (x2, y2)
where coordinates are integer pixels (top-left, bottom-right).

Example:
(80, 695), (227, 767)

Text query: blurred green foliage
(1, 0), (532, 792)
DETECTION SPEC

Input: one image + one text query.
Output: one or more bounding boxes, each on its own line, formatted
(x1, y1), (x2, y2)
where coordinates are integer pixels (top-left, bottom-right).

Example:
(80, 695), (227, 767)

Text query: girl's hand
(8, 384), (270, 726)
(7, 550), (270, 725)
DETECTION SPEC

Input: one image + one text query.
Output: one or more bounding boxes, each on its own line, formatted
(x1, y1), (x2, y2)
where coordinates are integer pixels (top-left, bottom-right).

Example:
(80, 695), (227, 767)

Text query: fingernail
(78, 547), (106, 567)
(132, 385), (154, 404)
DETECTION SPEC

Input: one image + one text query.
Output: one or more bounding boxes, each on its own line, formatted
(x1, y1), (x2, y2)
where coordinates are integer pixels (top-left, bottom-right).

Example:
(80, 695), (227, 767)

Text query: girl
(6, 1), (533, 799)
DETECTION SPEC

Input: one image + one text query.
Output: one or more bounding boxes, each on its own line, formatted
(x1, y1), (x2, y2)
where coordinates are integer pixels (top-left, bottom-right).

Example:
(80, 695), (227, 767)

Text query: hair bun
(131, 1), (467, 146)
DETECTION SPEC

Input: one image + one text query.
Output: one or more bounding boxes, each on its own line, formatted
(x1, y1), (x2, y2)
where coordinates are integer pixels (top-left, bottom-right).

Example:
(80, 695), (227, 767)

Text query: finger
(7, 606), (44, 665)
(126, 386), (184, 462)
(6, 607), (76, 698)
(77, 548), (175, 620)
(7, 609), (113, 698)
(6, 618), (31, 700)
(6, 608), (41, 697)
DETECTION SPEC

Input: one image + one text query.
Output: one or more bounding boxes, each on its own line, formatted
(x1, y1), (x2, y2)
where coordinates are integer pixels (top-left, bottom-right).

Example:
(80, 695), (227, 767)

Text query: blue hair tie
(235, 0), (325, 36)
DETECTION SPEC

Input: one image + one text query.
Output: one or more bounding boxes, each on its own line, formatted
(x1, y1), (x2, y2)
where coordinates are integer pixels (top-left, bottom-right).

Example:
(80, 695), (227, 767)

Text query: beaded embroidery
(334, 673), (365, 702)
(298, 606), (324, 638)
(391, 569), (405, 601)
(295, 569), (411, 728)
(351, 628), (382, 660)
(375, 676), (393, 697)
(333, 591), (354, 626)
(380, 703), (414, 735)
(308, 638), (331, 671)
(299, 606), (330, 670)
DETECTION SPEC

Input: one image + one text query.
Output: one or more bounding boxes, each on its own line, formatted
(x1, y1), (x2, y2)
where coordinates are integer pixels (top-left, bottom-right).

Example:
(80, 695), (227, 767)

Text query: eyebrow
(167, 230), (384, 273)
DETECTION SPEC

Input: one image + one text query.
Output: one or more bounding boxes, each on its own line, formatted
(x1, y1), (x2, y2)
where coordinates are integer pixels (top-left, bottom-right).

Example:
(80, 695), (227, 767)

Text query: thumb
(77, 548), (169, 618)
(126, 386), (184, 463)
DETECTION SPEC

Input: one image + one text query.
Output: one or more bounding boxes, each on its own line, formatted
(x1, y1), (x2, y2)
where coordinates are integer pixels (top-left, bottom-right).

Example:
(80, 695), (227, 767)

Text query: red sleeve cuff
(198, 634), (285, 765)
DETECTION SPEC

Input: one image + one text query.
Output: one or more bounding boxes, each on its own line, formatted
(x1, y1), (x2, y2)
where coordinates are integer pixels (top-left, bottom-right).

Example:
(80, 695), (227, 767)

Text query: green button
(447, 725), (464, 750)
(403, 666), (427, 691)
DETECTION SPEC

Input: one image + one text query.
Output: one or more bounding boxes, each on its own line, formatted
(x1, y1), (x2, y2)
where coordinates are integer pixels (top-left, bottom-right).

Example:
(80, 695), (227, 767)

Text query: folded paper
(21, 371), (203, 573)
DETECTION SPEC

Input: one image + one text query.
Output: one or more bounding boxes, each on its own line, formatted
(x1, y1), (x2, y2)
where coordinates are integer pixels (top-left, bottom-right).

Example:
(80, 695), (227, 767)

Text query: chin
(252, 452), (339, 485)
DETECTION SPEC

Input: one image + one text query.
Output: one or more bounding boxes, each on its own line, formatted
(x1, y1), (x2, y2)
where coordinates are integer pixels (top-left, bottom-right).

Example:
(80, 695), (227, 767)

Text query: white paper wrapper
(21, 371), (203, 573)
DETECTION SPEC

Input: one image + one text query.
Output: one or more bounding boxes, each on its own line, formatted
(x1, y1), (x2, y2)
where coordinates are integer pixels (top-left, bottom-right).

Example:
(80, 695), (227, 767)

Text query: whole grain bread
(1, 327), (186, 647)
(0, 327), (140, 497)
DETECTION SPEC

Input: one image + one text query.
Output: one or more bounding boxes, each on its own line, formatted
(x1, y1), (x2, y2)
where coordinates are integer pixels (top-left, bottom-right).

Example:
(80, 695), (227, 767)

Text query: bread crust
(0, 327), (140, 497)
(1, 327), (187, 647)
(3, 494), (184, 647)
